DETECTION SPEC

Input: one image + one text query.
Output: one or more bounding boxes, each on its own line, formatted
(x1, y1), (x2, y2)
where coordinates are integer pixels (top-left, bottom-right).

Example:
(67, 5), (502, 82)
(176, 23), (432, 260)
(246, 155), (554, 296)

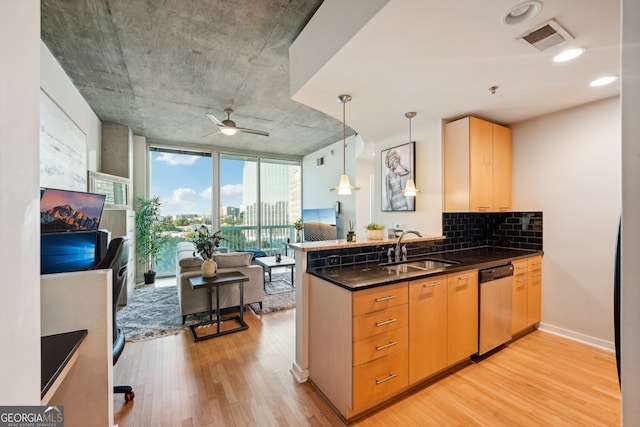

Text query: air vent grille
(517, 19), (574, 52)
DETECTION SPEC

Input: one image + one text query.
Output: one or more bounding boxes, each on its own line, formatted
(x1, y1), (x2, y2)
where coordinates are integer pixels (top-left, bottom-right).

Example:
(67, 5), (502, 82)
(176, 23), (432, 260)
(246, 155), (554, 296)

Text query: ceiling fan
(205, 109), (270, 137)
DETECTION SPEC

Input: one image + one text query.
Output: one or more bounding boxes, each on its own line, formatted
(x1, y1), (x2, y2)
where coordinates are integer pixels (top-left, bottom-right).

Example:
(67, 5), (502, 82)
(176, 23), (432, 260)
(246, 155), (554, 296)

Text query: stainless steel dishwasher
(478, 264), (514, 355)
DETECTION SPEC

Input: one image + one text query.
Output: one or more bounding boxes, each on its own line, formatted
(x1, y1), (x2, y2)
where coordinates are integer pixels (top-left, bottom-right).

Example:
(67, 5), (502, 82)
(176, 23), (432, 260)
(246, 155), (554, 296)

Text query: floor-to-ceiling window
(219, 154), (301, 254)
(150, 147), (213, 276)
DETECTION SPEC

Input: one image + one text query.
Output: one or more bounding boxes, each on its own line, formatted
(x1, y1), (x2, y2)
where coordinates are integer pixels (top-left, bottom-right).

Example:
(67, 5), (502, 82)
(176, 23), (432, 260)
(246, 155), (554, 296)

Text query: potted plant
(135, 195), (169, 284)
(366, 223), (386, 240)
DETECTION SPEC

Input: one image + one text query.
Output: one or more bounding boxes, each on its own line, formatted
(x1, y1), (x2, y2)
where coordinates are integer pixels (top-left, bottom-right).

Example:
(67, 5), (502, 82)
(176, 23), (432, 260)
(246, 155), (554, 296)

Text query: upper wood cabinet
(444, 116), (512, 212)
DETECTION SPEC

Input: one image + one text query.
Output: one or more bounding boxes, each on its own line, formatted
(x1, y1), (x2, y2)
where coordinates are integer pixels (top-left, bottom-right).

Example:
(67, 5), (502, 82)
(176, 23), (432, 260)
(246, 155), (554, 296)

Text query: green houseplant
(135, 195), (169, 284)
(365, 223), (386, 240)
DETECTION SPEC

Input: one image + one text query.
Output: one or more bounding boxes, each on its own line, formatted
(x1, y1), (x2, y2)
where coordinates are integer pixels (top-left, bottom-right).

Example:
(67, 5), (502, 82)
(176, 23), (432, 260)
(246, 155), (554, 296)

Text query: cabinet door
(469, 117), (494, 212)
(492, 124), (512, 212)
(447, 270), (478, 365)
(527, 256), (543, 326)
(409, 277), (446, 383)
(443, 117), (471, 212)
(512, 274), (528, 334)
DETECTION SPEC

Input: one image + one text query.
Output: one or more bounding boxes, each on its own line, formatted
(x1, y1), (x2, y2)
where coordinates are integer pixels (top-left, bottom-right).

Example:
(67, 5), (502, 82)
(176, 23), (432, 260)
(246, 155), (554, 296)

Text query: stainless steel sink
(383, 259), (456, 273)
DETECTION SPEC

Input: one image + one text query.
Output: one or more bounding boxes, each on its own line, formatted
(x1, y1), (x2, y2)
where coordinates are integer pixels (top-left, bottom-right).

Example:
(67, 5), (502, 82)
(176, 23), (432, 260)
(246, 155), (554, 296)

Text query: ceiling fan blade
(205, 113), (224, 127)
(236, 127), (270, 137)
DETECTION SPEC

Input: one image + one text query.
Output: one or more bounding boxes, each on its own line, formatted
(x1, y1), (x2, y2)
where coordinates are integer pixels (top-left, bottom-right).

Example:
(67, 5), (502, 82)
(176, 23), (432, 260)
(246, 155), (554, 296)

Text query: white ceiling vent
(517, 19), (574, 52)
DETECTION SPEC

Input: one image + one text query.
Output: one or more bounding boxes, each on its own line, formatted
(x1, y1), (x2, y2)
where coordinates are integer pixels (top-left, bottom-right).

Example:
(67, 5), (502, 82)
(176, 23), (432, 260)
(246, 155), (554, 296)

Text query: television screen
(41, 230), (99, 274)
(302, 208), (337, 241)
(40, 188), (106, 233)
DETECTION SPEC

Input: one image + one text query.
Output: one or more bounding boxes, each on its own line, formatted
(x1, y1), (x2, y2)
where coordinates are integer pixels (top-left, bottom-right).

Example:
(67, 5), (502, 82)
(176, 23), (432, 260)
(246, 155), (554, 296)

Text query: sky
(151, 152), (244, 216)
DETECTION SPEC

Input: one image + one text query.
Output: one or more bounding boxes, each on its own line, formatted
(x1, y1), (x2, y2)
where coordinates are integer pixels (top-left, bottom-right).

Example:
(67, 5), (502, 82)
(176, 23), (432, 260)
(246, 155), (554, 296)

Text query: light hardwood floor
(114, 308), (620, 426)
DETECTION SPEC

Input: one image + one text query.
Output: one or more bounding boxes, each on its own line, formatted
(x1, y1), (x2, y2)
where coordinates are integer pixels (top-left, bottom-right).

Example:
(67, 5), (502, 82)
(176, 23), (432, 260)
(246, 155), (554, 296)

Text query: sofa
(176, 242), (264, 323)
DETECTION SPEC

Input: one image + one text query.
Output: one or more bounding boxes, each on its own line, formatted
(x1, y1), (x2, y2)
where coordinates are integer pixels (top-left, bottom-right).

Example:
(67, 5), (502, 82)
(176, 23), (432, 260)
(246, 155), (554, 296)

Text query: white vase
(201, 258), (217, 277)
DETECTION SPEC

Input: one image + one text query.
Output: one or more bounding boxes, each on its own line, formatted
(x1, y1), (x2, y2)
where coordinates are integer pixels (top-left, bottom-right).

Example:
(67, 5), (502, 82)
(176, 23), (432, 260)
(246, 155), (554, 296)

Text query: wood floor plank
(114, 308), (620, 426)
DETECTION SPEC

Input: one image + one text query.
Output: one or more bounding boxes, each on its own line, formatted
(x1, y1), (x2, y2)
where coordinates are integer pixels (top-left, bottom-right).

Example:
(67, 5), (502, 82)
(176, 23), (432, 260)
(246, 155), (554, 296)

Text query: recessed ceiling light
(502, 1), (542, 25)
(590, 76), (617, 87)
(553, 48), (585, 63)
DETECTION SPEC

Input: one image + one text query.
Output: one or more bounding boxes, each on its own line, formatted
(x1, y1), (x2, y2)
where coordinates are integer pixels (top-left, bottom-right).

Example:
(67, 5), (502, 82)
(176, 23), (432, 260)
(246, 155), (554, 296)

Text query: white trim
(290, 362), (309, 383)
(539, 322), (615, 352)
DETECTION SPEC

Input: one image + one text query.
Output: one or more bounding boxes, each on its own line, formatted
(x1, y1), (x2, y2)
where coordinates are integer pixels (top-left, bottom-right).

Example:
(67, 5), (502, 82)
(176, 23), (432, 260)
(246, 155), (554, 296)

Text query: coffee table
(254, 255), (295, 287)
(188, 271), (249, 341)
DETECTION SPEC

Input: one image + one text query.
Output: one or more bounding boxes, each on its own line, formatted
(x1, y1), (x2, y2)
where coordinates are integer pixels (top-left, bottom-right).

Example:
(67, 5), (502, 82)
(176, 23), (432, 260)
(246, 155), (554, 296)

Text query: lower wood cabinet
(511, 255), (543, 335)
(409, 276), (447, 383)
(446, 269), (479, 365)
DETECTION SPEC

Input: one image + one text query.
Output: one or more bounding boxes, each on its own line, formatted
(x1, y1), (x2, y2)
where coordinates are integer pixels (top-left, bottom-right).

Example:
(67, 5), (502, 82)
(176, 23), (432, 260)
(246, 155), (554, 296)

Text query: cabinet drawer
(353, 348), (408, 410)
(528, 255), (543, 272)
(353, 326), (408, 366)
(512, 259), (528, 276)
(353, 282), (408, 316)
(353, 305), (408, 341)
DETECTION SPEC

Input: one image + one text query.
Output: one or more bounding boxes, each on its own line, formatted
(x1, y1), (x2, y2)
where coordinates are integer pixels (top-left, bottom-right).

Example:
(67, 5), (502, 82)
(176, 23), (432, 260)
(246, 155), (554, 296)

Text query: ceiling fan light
(221, 127), (237, 136)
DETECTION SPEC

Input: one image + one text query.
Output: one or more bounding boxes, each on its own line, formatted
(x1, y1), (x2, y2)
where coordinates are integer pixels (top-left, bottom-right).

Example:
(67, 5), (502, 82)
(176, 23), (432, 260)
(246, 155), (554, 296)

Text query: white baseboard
(290, 362), (309, 383)
(539, 322), (615, 352)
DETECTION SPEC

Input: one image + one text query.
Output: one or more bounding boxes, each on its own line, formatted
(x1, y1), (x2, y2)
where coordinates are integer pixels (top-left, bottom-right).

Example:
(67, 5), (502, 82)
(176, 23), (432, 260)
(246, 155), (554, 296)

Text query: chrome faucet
(395, 230), (422, 262)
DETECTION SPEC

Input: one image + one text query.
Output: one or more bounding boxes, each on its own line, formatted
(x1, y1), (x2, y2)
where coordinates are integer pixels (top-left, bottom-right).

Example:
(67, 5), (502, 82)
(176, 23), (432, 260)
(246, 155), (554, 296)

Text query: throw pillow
(214, 252), (252, 268)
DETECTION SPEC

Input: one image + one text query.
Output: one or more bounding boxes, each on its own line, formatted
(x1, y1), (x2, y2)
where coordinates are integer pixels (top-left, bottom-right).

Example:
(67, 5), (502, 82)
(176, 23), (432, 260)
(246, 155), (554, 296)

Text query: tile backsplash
(306, 211), (543, 268)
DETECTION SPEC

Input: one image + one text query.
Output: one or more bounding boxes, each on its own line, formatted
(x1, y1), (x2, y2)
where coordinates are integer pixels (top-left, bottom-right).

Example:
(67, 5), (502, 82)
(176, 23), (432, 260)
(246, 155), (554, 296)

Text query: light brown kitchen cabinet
(527, 256), (543, 326)
(511, 259), (529, 334)
(511, 255), (543, 335)
(409, 276), (447, 383)
(444, 116), (512, 212)
(446, 269), (478, 365)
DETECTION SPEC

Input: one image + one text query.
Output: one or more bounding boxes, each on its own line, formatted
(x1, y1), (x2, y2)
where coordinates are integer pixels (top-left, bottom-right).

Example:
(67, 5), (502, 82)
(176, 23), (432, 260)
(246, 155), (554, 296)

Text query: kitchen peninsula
(289, 235), (543, 422)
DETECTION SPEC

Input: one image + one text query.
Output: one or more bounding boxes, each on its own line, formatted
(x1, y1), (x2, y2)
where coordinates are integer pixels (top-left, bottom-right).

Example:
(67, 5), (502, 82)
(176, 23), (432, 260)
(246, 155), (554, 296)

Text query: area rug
(117, 272), (295, 342)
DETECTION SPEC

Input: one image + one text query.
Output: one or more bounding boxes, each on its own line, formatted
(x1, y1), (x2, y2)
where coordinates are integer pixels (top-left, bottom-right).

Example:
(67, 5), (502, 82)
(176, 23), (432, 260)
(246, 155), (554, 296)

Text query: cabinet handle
(499, 207), (511, 211)
(478, 206), (491, 211)
(375, 318), (397, 327)
(531, 274), (542, 278)
(458, 275), (473, 280)
(516, 278), (528, 283)
(423, 281), (441, 288)
(375, 295), (397, 302)
(375, 341), (398, 351)
(375, 373), (397, 385)
(516, 265), (527, 270)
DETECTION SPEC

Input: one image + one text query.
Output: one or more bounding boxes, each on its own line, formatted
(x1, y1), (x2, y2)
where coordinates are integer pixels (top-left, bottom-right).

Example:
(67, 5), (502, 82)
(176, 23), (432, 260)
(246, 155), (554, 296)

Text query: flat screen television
(40, 188), (108, 274)
(40, 187), (106, 232)
(302, 208), (337, 241)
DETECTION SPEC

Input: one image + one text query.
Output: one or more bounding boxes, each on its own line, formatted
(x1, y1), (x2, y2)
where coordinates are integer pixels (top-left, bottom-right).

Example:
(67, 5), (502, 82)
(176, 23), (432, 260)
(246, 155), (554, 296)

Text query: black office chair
(95, 236), (135, 402)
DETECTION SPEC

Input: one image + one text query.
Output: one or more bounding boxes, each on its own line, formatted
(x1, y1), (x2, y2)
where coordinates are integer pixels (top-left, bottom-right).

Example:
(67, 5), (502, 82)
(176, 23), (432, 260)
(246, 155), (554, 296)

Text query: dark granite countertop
(307, 246), (543, 291)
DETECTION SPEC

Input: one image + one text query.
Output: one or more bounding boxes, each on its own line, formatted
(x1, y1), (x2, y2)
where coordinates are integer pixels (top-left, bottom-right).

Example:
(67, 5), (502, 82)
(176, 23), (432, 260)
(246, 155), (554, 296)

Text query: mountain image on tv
(40, 188), (106, 232)
(41, 204), (101, 231)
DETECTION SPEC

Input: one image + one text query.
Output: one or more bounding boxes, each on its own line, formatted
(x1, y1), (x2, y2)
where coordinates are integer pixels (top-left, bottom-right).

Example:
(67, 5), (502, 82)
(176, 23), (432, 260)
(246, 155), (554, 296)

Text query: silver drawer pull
(375, 373), (397, 385)
(516, 278), (528, 283)
(423, 281), (441, 288)
(499, 207), (511, 211)
(458, 275), (473, 280)
(375, 295), (397, 302)
(516, 266), (528, 270)
(531, 274), (542, 278)
(375, 341), (398, 351)
(375, 318), (397, 327)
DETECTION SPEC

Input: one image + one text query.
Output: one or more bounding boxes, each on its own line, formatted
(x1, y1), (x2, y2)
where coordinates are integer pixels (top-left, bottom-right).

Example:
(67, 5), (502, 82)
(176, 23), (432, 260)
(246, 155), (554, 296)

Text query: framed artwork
(39, 89), (87, 191)
(381, 141), (415, 211)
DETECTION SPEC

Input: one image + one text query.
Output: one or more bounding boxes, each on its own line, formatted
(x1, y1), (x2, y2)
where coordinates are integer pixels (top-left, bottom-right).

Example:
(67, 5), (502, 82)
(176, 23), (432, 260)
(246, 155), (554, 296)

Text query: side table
(188, 271), (249, 341)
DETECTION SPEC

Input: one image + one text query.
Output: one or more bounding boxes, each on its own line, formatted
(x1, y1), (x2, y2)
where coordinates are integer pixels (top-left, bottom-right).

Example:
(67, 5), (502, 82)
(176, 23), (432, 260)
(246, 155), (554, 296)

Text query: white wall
(40, 41), (101, 173)
(303, 118), (444, 240)
(0, 0), (41, 404)
(512, 97), (621, 348)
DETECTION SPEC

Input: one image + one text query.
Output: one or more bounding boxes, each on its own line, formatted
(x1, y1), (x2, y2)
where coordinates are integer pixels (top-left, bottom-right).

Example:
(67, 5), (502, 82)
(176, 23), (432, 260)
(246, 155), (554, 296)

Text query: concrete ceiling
(40, 0), (345, 157)
(41, 0), (621, 158)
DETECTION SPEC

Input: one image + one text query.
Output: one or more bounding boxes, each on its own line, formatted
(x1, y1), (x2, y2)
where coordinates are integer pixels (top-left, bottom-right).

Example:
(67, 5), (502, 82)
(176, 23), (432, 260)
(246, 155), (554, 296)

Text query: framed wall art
(381, 141), (415, 212)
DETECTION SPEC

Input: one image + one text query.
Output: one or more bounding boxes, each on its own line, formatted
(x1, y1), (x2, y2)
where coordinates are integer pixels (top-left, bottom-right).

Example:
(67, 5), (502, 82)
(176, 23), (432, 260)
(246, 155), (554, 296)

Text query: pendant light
(402, 111), (421, 196)
(330, 94), (360, 195)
